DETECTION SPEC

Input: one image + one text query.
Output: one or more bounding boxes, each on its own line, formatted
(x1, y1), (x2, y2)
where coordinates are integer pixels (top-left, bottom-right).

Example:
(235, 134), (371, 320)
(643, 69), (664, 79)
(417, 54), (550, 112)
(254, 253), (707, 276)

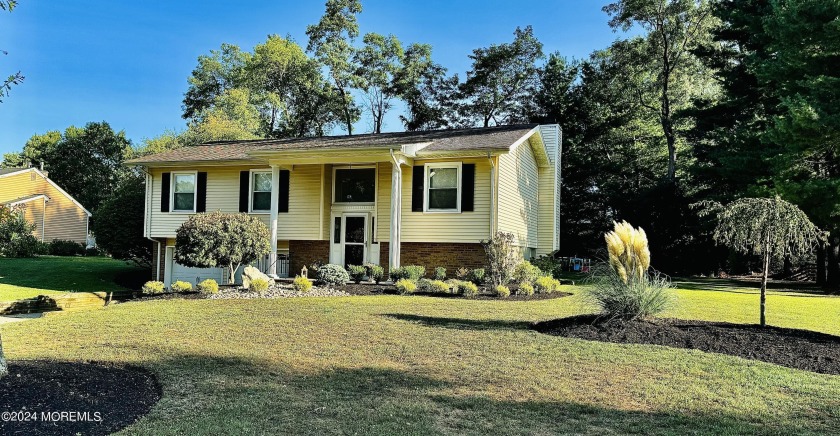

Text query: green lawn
(2, 279), (839, 435)
(0, 256), (148, 301)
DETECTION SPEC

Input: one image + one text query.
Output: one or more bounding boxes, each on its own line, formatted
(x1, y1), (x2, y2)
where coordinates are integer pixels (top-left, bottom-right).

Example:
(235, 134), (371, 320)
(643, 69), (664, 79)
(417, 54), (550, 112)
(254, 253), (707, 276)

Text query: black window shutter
(411, 166), (424, 212)
(196, 172), (207, 213)
(160, 172), (171, 213)
(278, 170), (290, 213)
(239, 171), (249, 212)
(461, 164), (475, 212)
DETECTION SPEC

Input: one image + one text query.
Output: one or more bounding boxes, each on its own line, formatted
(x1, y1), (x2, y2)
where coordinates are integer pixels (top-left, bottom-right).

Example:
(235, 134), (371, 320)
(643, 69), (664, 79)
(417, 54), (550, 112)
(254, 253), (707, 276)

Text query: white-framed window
(333, 165), (376, 204)
(250, 170), (272, 213)
(424, 162), (461, 212)
(171, 171), (197, 212)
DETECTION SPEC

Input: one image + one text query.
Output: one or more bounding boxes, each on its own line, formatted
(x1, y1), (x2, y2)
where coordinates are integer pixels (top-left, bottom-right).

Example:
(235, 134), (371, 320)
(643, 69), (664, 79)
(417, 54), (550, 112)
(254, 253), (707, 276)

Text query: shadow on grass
(383, 313), (537, 331)
(672, 277), (827, 297)
(126, 354), (831, 435)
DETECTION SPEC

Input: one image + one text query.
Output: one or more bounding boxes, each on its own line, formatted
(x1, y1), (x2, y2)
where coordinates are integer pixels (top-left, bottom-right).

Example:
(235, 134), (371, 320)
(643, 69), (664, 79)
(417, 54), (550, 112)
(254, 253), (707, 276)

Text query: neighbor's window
(252, 171), (272, 212)
(334, 168), (376, 203)
(425, 164), (460, 211)
(172, 173), (196, 212)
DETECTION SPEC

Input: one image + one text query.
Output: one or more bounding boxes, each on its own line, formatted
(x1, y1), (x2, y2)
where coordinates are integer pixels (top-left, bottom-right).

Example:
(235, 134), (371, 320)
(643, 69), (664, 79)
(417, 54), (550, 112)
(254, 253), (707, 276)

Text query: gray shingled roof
(126, 124), (538, 165)
(0, 168), (28, 176)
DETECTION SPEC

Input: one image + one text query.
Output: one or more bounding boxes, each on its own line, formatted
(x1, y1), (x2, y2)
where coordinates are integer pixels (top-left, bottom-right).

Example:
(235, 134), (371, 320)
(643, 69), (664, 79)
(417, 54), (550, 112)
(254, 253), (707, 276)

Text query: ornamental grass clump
(587, 221), (672, 320)
(394, 279), (417, 295)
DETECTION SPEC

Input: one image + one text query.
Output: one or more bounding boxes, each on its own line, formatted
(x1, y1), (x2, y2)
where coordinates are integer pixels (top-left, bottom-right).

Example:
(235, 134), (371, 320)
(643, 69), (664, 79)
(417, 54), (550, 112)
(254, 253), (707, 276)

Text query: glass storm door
(343, 215), (367, 267)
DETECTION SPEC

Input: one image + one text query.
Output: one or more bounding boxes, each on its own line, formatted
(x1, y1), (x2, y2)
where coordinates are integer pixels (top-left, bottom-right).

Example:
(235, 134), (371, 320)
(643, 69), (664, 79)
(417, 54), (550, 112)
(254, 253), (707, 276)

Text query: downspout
(488, 152), (496, 237)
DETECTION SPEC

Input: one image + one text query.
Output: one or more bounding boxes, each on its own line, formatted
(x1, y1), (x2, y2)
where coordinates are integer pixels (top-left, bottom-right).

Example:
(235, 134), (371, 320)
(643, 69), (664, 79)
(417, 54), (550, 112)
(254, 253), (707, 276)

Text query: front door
(343, 214), (367, 267)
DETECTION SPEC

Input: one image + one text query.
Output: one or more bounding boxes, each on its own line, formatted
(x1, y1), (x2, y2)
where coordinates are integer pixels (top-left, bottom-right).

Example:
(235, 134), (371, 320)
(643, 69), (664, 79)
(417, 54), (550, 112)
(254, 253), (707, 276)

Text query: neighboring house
(126, 124), (562, 286)
(0, 167), (92, 244)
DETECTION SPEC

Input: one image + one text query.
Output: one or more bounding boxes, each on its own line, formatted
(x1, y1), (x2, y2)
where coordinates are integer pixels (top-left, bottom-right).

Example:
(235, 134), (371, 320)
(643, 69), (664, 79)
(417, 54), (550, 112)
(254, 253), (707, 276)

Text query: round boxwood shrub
(142, 281), (164, 295)
(250, 277), (270, 293)
(197, 279), (219, 294)
(495, 284), (511, 298)
(347, 265), (367, 283)
(292, 275), (312, 293)
(514, 261), (542, 284)
(433, 267), (446, 281)
(171, 280), (193, 293)
(518, 282), (535, 296)
(367, 264), (384, 284)
(449, 279), (478, 297)
(534, 276), (561, 294)
(317, 263), (349, 287)
(395, 279), (417, 295)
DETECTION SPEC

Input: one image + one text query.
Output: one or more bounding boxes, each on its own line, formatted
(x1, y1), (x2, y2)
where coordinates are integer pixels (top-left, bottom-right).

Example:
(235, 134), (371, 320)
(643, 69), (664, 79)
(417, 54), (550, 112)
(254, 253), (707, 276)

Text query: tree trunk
(816, 241), (826, 286)
(0, 332), (7, 379)
(827, 231), (840, 293)
(760, 249), (770, 327)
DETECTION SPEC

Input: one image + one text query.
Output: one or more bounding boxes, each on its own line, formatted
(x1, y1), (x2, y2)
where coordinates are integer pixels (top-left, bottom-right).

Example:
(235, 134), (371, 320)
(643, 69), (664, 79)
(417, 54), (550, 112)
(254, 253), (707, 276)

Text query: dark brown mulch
(533, 314), (840, 375)
(0, 361), (161, 436)
(342, 283), (571, 301)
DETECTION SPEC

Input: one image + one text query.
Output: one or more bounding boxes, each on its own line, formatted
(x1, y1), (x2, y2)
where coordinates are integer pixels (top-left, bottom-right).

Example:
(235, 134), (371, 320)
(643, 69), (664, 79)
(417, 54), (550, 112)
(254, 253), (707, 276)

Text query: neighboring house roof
(126, 124), (541, 165)
(3, 194), (49, 206)
(0, 168), (92, 217)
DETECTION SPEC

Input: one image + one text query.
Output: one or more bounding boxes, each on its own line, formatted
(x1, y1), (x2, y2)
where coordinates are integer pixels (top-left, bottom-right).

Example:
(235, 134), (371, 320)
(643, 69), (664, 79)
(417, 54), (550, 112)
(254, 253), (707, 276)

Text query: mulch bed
(342, 283), (571, 301)
(0, 361), (161, 435)
(533, 314), (840, 375)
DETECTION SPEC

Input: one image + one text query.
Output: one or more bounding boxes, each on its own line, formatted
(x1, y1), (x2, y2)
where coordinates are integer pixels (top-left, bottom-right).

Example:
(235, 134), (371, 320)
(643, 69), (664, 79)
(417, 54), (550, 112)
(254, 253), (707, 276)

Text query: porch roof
(125, 124), (539, 165)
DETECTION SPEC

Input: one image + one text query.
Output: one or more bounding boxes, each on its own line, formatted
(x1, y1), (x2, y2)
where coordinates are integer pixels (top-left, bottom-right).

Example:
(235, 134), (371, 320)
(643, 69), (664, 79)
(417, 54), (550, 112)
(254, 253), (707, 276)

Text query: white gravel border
(207, 283), (350, 299)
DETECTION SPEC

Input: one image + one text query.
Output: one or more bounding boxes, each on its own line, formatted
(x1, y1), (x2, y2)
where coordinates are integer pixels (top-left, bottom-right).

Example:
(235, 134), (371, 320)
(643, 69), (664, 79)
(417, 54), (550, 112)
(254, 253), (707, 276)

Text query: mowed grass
(2, 280), (839, 435)
(0, 256), (147, 301)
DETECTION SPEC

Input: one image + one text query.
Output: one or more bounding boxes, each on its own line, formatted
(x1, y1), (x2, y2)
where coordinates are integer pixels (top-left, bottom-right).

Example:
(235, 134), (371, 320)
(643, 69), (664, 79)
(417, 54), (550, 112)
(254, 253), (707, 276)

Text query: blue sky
(0, 1), (624, 155)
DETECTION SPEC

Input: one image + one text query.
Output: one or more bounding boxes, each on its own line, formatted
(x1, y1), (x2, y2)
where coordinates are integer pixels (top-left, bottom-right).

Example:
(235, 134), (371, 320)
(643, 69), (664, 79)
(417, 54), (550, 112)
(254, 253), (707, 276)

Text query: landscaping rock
(241, 266), (270, 290)
(209, 282), (350, 300)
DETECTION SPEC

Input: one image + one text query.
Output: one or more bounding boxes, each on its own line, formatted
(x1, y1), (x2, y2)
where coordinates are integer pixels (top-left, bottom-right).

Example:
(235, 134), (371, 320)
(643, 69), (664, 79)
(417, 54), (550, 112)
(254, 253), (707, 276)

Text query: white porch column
(268, 165), (280, 278)
(389, 154), (403, 269)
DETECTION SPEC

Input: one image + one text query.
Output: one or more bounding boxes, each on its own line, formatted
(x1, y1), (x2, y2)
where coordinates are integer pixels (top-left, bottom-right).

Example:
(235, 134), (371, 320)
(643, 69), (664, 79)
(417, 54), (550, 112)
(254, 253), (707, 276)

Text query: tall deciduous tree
(705, 197), (822, 326)
(353, 33), (403, 133)
(182, 43), (250, 121)
(604, 0), (715, 182)
(1, 130), (61, 168)
(393, 43), (459, 131)
(306, 0), (363, 134)
(459, 26), (544, 127)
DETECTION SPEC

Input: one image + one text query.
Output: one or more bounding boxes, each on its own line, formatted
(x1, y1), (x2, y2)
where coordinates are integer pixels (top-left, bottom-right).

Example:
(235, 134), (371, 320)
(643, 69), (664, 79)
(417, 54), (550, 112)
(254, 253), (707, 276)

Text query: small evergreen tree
(175, 212), (270, 284)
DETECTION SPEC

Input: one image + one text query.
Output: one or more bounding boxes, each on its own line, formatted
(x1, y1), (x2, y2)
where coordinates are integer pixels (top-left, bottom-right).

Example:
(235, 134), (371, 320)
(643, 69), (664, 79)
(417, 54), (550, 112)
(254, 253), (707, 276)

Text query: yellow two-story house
(126, 124), (561, 286)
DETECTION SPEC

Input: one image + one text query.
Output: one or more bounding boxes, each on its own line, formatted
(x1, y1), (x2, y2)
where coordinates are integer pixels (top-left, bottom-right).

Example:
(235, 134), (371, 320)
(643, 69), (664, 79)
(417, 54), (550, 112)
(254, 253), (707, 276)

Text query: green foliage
(175, 212), (270, 284)
(455, 267), (470, 280)
(418, 278), (450, 294)
(347, 264), (367, 283)
(391, 265), (425, 281)
(432, 267), (446, 281)
(514, 261), (542, 284)
(197, 279), (219, 295)
(250, 278), (270, 294)
(47, 239), (85, 256)
(518, 282), (535, 296)
(470, 268), (485, 285)
(394, 278), (416, 295)
(495, 284), (511, 298)
(393, 43), (458, 131)
(293, 275), (313, 293)
(353, 32), (403, 133)
(587, 263), (673, 320)
(142, 281), (165, 295)
(481, 232), (519, 286)
(367, 264), (384, 284)
(534, 276), (561, 294)
(0, 205), (41, 258)
(458, 280), (479, 297)
(317, 263), (350, 287)
(171, 280), (193, 293)
(91, 171), (151, 267)
(460, 26), (543, 127)
(532, 255), (562, 279)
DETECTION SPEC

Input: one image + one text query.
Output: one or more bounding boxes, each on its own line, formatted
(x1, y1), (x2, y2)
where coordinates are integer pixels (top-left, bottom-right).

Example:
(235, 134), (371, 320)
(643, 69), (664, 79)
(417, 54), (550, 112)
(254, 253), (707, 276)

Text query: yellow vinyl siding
(497, 140), (540, 248)
(148, 165), (322, 240)
(0, 170), (88, 243)
(373, 158), (491, 243)
(537, 166), (556, 256)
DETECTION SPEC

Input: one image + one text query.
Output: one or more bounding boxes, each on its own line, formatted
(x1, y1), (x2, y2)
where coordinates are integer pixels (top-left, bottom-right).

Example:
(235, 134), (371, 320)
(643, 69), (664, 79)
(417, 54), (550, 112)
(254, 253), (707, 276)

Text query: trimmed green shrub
(0, 205), (40, 258)
(534, 276), (561, 294)
(197, 279), (219, 294)
(171, 280), (193, 293)
(293, 275), (312, 293)
(495, 284), (511, 298)
(317, 263), (349, 287)
(514, 261), (542, 284)
(394, 279), (417, 295)
(403, 265), (426, 281)
(418, 279), (449, 294)
(48, 239), (85, 256)
(250, 278), (270, 293)
(433, 267), (446, 281)
(470, 268), (486, 285)
(389, 267), (407, 281)
(84, 247), (102, 257)
(518, 282), (535, 296)
(368, 264), (384, 284)
(142, 281), (165, 295)
(348, 264), (367, 284)
(449, 279), (478, 297)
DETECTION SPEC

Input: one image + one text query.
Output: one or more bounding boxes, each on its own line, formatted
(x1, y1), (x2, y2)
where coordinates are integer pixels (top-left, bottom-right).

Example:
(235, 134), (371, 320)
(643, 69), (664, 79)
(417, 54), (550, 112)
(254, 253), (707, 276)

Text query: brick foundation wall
(289, 240), (330, 276)
(151, 238), (167, 281)
(396, 242), (486, 276)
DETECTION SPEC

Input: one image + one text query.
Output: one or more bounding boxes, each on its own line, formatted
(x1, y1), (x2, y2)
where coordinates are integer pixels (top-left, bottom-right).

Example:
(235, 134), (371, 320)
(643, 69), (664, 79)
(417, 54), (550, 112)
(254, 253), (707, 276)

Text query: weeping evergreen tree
(705, 197), (823, 327)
